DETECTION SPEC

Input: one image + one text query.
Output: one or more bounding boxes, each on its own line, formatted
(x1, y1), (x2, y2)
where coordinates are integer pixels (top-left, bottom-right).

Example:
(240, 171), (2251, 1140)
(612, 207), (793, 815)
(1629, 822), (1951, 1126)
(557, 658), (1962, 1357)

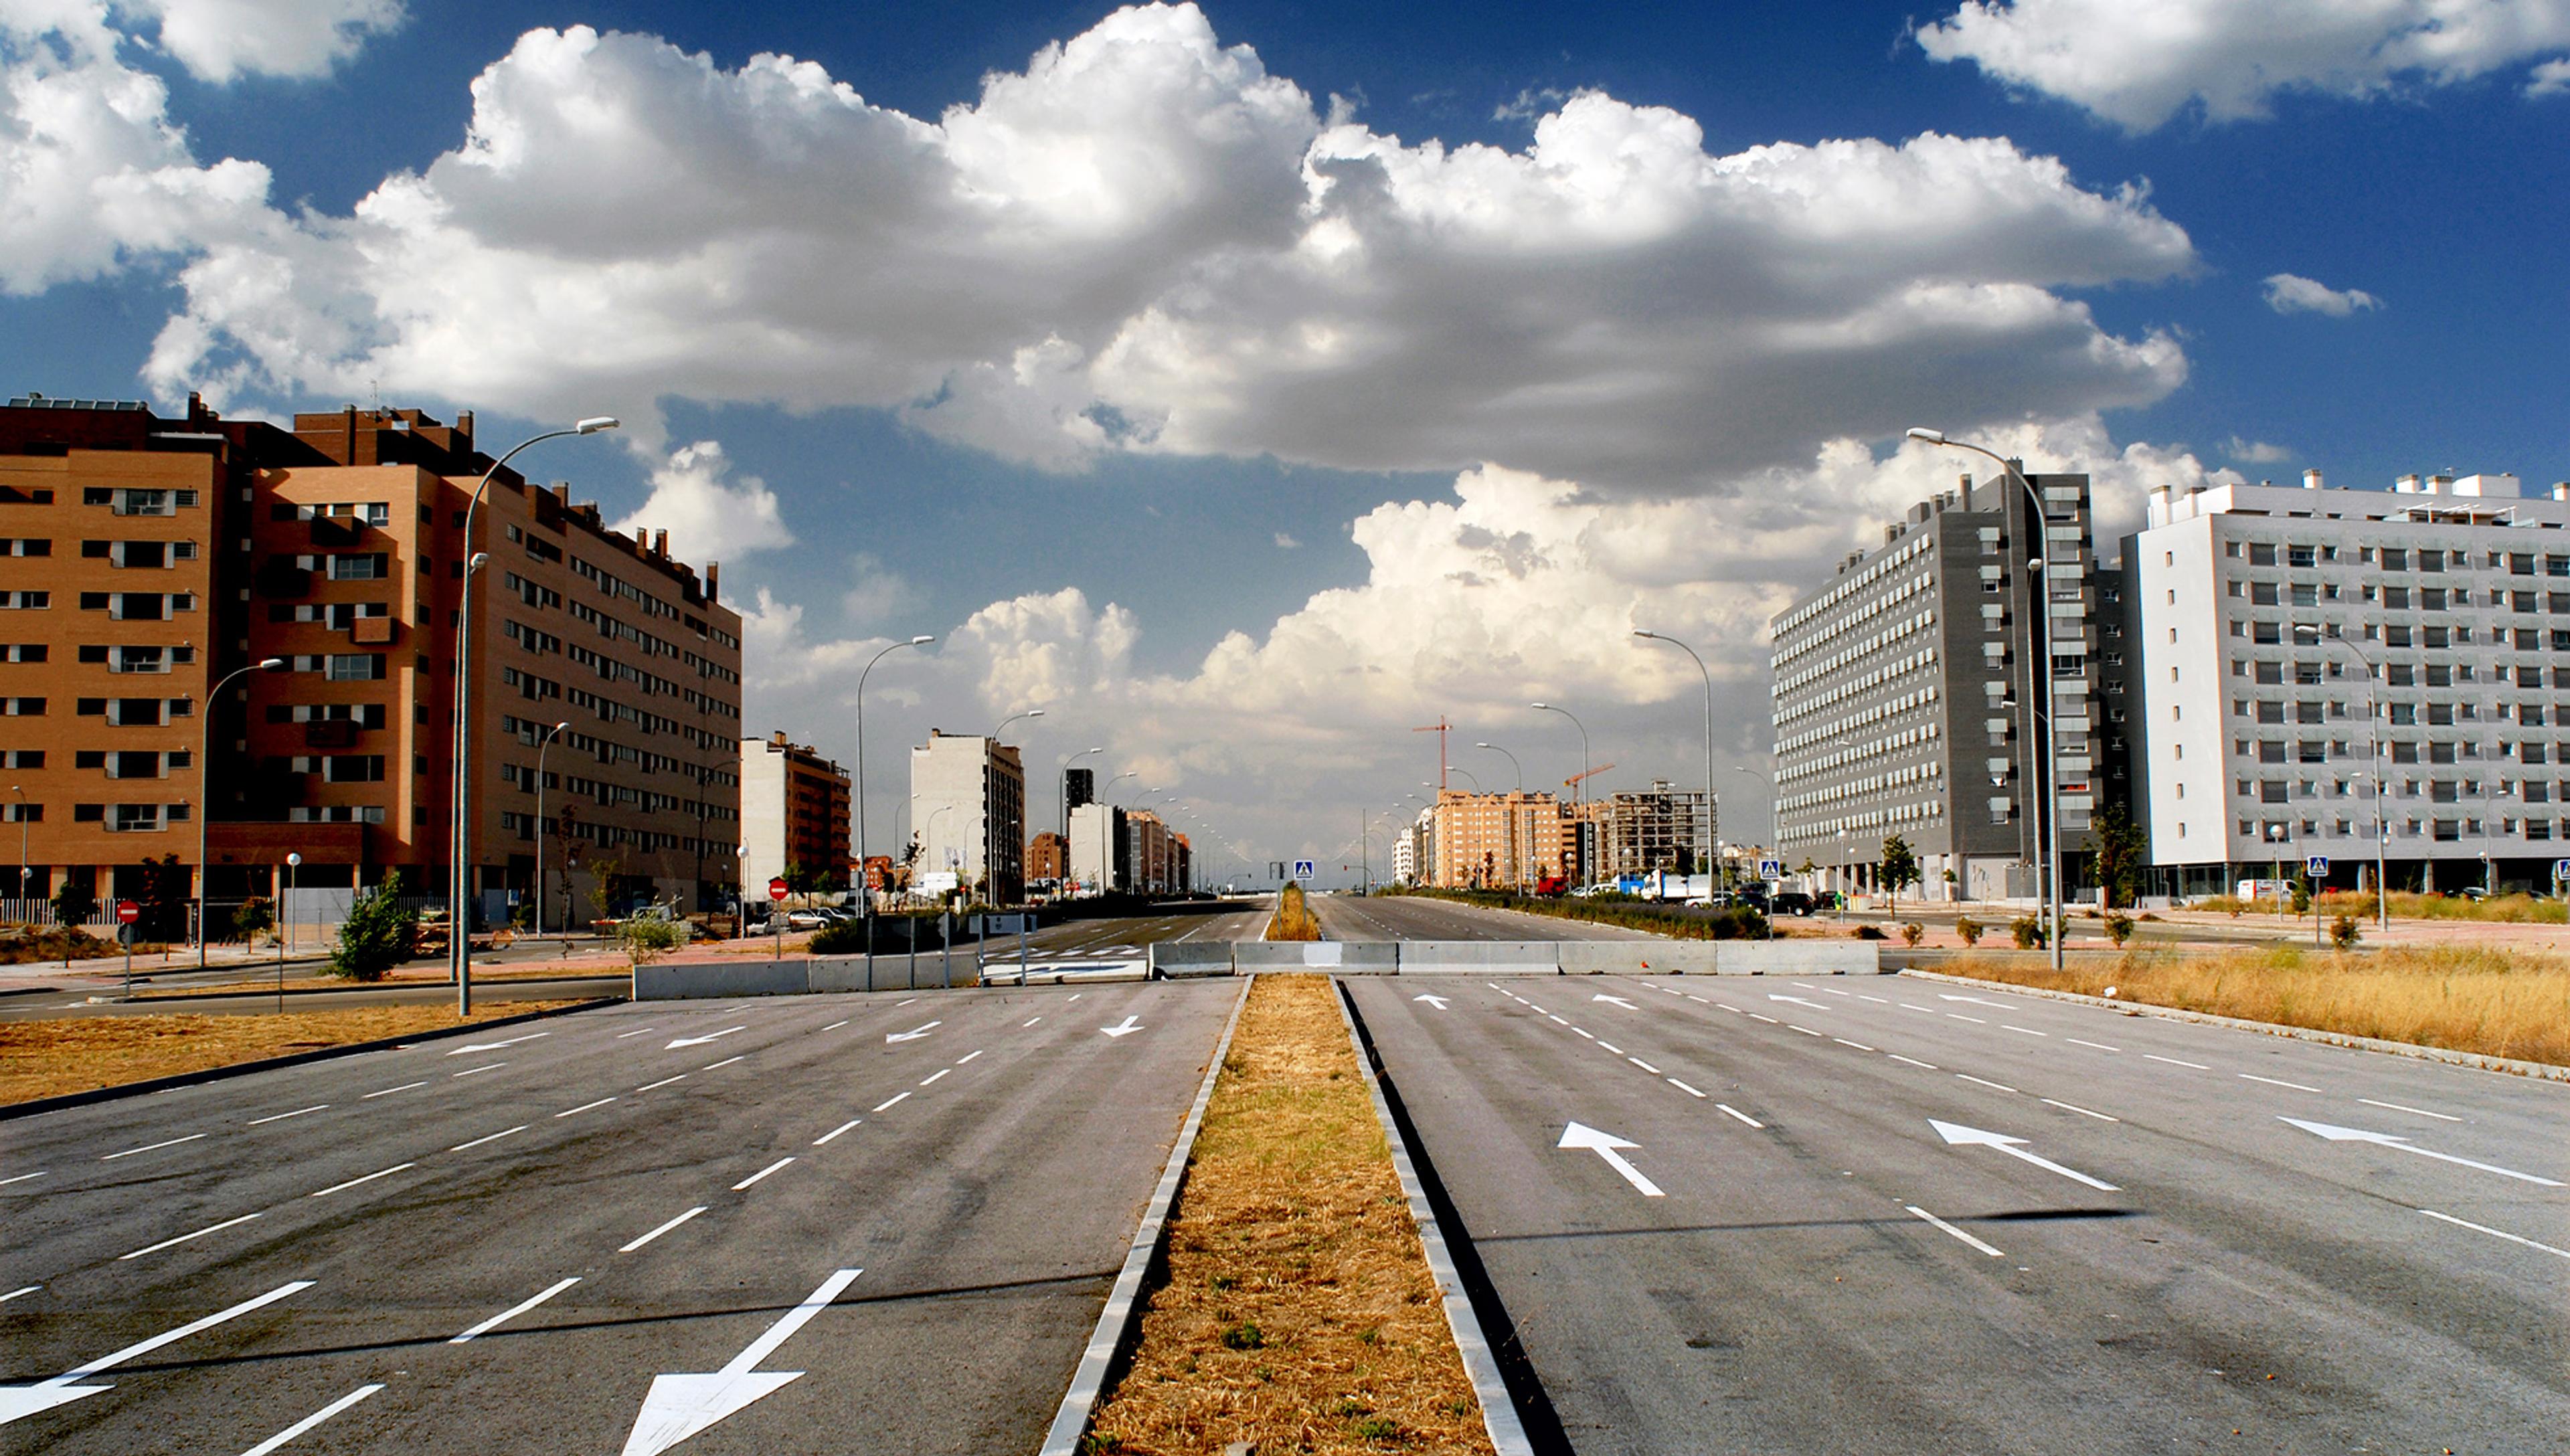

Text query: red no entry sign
(767, 877), (790, 902)
(115, 899), (140, 925)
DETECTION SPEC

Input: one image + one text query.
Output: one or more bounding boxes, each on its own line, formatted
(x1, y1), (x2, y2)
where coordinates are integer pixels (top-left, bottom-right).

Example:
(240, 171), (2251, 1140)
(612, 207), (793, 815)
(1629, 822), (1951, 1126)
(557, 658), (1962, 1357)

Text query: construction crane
(1414, 716), (1452, 791)
(1563, 763), (1616, 795)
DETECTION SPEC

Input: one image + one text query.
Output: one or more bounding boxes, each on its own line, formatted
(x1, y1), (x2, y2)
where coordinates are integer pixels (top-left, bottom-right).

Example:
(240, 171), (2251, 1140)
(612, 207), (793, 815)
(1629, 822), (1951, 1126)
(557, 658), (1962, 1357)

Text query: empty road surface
(1343, 971), (2568, 1454)
(1313, 894), (1657, 943)
(1, 978), (1243, 1455)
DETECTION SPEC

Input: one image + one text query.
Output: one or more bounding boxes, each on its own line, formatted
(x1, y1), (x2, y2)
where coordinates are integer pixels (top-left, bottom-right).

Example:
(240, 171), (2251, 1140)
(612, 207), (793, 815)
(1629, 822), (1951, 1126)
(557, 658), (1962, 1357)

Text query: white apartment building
(2133, 470), (2570, 893)
(1068, 801), (1120, 895)
(908, 730), (1027, 903)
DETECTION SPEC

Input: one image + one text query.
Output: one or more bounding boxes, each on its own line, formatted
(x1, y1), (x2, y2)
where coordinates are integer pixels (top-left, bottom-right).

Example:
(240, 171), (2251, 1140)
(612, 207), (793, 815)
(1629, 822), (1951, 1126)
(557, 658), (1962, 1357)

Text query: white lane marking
(1857, 994), (1889, 1003)
(1788, 1025), (1824, 1037)
(0, 1286), (36, 1303)
(614, 1026), (659, 1039)
(363, 1081), (427, 1098)
(450, 1125), (527, 1152)
(897, 998), (918, 1007)
(0, 1172), (48, 1187)
(1685, 995), (1708, 1004)
(1946, 1014), (1987, 1024)
(2421, 1208), (2570, 1261)
(2144, 1054), (2210, 1070)
(1889, 1054), (1940, 1069)
(956, 1050), (984, 1065)
(813, 1119), (861, 1146)
(1792, 982), (1819, 990)
(1715, 1103), (1764, 1129)
(452, 1063), (507, 1077)
(885, 1020), (941, 1043)
(1559, 1122), (1664, 1197)
(1592, 994), (1638, 1010)
(1747, 1013), (1778, 1023)
(702, 1056), (747, 1071)
(1527, 1003), (1548, 1014)
(666, 1026), (747, 1050)
(118, 1212), (262, 1259)
(2240, 1073), (2321, 1092)
(2066, 1038), (2121, 1053)
(727, 1154), (797, 1192)
(1023, 1017), (1042, 1027)
(555, 1097), (618, 1119)
(2002, 1026), (2047, 1038)
(1067, 994), (1082, 1001)
(1627, 1057), (1661, 1074)
(1956, 1074), (2019, 1093)
(2280, 1117), (2565, 1186)
(920, 1069), (951, 1086)
(821, 1020), (849, 1032)
(1824, 988), (1853, 998)
(450, 1278), (581, 1344)
(1598, 1041), (1624, 1055)
(1769, 994), (1831, 1011)
(445, 1032), (550, 1056)
(1548, 1015), (1571, 1026)
(1932, 1119), (2121, 1190)
(1907, 1204), (2005, 1258)
(871, 1092), (911, 1113)
(2042, 1098), (2120, 1122)
(249, 1105), (329, 1125)
(1667, 1079), (1707, 1098)
(1833, 1038), (1877, 1052)
(2361, 1098), (2462, 1122)
(311, 1162), (416, 1197)
(636, 1075), (688, 1093)
(1572, 1026), (1594, 1038)
(102, 1133), (207, 1162)
(1899, 1003), (1935, 1012)
(619, 1206), (708, 1253)
(616, 1266), (862, 1456)
(9, 1279), (315, 1424)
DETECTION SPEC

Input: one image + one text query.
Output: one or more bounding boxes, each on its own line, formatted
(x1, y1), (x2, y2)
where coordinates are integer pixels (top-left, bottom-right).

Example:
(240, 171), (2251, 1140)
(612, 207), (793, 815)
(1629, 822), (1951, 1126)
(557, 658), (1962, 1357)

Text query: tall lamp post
(1474, 742), (1523, 792)
(1907, 428), (2065, 974)
(984, 709), (1044, 904)
(450, 417), (619, 1016)
(2292, 624), (2389, 933)
(1061, 745), (1104, 839)
(855, 635), (936, 939)
(10, 784), (27, 911)
(1634, 630), (1717, 879)
(1735, 763), (1779, 939)
(1531, 701), (1592, 885)
(532, 720), (569, 935)
(197, 657), (286, 970)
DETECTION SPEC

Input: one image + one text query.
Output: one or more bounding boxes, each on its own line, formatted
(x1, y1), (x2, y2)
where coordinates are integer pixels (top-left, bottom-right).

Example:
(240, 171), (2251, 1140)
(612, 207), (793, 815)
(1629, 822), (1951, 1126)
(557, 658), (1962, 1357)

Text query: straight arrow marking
(1100, 1015), (1143, 1038)
(1559, 1121), (1664, 1197)
(1591, 994), (1637, 1009)
(619, 1268), (860, 1456)
(1930, 1119), (2120, 1191)
(666, 1026), (747, 1051)
(2280, 1117), (2564, 1187)
(1767, 994), (1830, 1010)
(0, 1279), (312, 1427)
(884, 1021), (941, 1043)
(1412, 994), (1451, 1010)
(446, 1032), (551, 1055)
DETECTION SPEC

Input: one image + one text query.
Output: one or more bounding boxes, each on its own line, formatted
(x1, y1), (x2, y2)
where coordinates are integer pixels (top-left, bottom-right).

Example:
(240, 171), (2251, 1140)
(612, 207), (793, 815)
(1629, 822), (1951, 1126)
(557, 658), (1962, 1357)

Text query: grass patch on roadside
(1946, 945), (2570, 1067)
(1084, 975), (1492, 1455)
(0, 1001), (589, 1105)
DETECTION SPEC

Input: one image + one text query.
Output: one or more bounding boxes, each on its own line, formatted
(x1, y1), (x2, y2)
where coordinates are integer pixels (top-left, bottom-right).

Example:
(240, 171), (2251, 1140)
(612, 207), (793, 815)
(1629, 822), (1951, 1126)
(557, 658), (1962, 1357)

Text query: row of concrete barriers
(633, 951), (972, 1001)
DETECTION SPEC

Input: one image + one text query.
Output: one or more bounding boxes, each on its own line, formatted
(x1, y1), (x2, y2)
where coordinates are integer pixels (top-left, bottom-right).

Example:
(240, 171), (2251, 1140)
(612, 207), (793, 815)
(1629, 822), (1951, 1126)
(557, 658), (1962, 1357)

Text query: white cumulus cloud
(120, 0), (403, 82)
(2263, 271), (2382, 316)
(610, 440), (793, 561)
(1919, 0), (2570, 131)
(2530, 56), (2570, 92)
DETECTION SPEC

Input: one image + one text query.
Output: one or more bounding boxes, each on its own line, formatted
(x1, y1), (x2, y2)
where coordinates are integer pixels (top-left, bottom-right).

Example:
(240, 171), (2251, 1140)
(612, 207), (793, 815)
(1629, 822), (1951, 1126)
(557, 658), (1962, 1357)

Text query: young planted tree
(2091, 802), (2148, 911)
(1879, 834), (1919, 917)
(331, 873), (418, 982)
(52, 876), (97, 929)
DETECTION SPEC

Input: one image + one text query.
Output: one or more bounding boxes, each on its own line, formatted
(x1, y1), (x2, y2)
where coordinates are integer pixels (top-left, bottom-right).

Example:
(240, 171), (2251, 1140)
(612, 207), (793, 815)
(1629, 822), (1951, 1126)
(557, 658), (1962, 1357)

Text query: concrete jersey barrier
(1231, 941), (1400, 972)
(1395, 940), (1562, 973)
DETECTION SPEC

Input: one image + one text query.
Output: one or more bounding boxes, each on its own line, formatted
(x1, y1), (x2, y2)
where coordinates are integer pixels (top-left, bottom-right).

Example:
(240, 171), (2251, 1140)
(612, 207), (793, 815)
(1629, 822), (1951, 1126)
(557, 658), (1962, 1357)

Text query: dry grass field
(1083, 975), (1492, 1455)
(1948, 943), (2570, 1067)
(0, 1001), (589, 1105)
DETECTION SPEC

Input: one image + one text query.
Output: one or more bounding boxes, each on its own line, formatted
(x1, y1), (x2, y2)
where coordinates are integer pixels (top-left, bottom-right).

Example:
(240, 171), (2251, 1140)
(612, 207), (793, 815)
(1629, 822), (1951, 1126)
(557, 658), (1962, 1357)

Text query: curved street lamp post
(854, 635), (936, 941)
(1634, 630), (1717, 881)
(197, 657), (286, 970)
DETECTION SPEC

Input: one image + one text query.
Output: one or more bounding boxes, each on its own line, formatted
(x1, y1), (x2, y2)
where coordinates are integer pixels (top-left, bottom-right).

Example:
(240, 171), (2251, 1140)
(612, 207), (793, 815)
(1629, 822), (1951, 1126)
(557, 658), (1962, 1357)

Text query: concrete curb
(1896, 968), (2570, 1085)
(118, 969), (624, 1005)
(1039, 974), (1256, 1456)
(1335, 979), (1538, 1456)
(0, 997), (624, 1121)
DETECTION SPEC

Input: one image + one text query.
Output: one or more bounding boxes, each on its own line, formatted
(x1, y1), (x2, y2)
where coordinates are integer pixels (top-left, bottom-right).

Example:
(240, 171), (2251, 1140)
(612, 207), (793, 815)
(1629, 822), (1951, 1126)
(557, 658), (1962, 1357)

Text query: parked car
(783, 909), (833, 931)
(1770, 891), (1816, 917)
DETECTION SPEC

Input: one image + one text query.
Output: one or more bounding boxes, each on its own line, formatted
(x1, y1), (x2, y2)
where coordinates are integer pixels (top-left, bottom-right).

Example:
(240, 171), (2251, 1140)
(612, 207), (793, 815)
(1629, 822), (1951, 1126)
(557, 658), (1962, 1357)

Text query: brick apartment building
(1431, 790), (1571, 890)
(0, 394), (743, 927)
(740, 730), (851, 898)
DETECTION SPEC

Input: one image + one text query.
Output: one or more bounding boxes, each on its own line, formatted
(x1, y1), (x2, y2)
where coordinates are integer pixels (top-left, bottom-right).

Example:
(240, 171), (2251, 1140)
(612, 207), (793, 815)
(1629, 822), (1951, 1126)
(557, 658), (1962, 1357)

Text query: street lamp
(1907, 428), (2065, 972)
(197, 656), (286, 970)
(449, 416), (618, 1015)
(983, 709), (1044, 904)
(855, 634), (936, 934)
(284, 851), (299, 961)
(533, 720), (570, 935)
(1634, 630), (1716, 879)
(2292, 623), (2389, 933)
(1061, 745), (1104, 838)
(9, 784), (27, 910)
(1474, 743), (1523, 793)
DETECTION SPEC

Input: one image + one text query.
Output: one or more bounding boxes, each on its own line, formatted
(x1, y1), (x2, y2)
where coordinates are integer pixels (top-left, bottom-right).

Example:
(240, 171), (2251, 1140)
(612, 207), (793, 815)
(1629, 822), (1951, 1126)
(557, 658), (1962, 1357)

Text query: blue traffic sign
(2305, 855), (2329, 876)
(1293, 859), (1316, 881)
(1758, 858), (1782, 880)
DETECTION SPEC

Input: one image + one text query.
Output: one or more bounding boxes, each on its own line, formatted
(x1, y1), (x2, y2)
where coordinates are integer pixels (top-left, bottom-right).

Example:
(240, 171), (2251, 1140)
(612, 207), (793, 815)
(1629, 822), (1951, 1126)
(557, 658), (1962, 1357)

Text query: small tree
(138, 852), (189, 941)
(52, 876), (97, 929)
(2106, 911), (2135, 947)
(2290, 873), (2313, 915)
(1879, 835), (1919, 916)
(331, 873), (416, 982)
(2010, 915), (2047, 949)
(1901, 921), (1924, 947)
(2329, 914), (2362, 951)
(618, 915), (683, 966)
(1954, 915), (1983, 947)
(585, 854), (623, 926)
(232, 895), (276, 943)
(2091, 802), (2148, 910)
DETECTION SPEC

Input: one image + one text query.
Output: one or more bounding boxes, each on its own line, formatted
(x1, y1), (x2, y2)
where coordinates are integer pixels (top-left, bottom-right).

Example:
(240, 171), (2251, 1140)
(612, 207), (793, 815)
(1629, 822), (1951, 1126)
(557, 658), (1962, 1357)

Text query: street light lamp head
(909, 634), (936, 645)
(1530, 701), (1550, 709)
(553, 720), (571, 733)
(255, 657), (286, 672)
(286, 852), (301, 867)
(574, 416), (620, 435)
(1475, 741), (1492, 749)
(1632, 629), (1660, 640)
(1905, 426), (1948, 444)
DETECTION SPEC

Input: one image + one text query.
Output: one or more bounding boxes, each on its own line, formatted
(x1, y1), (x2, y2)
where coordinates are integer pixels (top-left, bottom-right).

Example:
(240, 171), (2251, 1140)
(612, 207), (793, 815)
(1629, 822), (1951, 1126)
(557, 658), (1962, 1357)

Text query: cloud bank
(2262, 271), (2383, 316)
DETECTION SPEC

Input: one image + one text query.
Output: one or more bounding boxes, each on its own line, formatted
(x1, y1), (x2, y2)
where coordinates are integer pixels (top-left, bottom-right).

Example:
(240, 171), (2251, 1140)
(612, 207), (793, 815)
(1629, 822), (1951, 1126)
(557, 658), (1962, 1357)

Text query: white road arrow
(1591, 994), (1638, 1010)
(1767, 994), (1830, 1011)
(1100, 1015), (1143, 1038)
(0, 1279), (311, 1427)
(620, 1268), (859, 1456)
(1930, 1119), (2120, 1191)
(883, 1022), (941, 1043)
(1938, 994), (2012, 1008)
(665, 1026), (746, 1051)
(1559, 1121), (1664, 1196)
(2281, 1117), (2565, 1187)
(1412, 994), (1452, 1010)
(444, 1032), (551, 1056)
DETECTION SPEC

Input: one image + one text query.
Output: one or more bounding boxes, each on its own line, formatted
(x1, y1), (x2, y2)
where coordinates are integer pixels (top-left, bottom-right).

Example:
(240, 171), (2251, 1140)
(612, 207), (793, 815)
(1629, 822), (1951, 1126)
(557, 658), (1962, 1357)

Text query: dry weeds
(0, 1001), (588, 1105)
(1084, 976), (1493, 1455)
(1266, 884), (1323, 941)
(1948, 943), (2570, 1067)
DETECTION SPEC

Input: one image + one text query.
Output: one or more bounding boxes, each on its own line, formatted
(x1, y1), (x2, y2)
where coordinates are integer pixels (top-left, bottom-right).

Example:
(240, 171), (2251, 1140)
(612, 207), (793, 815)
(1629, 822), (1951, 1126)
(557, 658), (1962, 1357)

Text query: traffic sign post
(116, 899), (139, 996)
(1758, 858), (1782, 882)
(2305, 858), (2329, 949)
(1293, 859), (1316, 883)
(768, 877), (788, 958)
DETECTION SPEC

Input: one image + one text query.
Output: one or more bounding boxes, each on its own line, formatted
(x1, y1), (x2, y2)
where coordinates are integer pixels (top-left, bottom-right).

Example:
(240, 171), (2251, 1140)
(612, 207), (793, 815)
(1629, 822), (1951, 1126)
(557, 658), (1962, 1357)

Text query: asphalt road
(1, 978), (1244, 1455)
(1343, 972), (2569, 1454)
(1312, 895), (1659, 943)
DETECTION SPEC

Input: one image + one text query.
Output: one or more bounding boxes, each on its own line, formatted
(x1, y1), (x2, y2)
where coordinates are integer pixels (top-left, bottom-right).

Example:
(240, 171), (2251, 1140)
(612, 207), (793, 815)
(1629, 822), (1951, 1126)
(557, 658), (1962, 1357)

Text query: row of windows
(79, 488), (199, 515)
(2228, 816), (2569, 842)
(0, 539), (199, 565)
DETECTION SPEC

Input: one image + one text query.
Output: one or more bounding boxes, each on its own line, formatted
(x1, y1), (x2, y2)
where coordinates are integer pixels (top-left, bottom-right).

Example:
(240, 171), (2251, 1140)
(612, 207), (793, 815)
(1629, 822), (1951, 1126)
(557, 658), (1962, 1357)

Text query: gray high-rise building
(1767, 469), (2133, 903)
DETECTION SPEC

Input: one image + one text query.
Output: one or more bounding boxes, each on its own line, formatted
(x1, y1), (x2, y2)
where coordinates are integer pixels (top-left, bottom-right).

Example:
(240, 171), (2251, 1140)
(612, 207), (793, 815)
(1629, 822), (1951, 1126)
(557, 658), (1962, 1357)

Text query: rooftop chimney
(2302, 469), (2323, 490)
(705, 560), (719, 602)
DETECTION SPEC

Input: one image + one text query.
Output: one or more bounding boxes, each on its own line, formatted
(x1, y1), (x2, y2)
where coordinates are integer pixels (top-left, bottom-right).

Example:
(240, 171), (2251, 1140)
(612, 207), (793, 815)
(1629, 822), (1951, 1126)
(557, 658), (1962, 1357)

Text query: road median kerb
(0, 997), (623, 1121)
(1897, 968), (2570, 1083)
(1039, 974), (1256, 1456)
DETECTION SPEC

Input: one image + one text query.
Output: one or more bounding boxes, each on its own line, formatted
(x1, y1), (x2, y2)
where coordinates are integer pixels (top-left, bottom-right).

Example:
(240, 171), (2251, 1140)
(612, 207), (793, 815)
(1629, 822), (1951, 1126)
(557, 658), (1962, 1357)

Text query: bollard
(907, 913), (917, 991)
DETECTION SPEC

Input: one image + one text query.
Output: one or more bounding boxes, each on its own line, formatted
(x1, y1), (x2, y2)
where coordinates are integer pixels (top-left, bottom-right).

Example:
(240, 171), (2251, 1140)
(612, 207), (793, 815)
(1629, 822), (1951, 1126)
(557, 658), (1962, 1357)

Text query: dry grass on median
(0, 1001), (588, 1106)
(1082, 975), (1494, 1456)
(1946, 943), (2570, 1067)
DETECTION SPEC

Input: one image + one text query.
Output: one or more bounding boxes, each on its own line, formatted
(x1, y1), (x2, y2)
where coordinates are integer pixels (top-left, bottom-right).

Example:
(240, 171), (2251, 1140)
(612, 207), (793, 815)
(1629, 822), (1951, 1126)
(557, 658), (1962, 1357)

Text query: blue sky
(5, 0), (2565, 877)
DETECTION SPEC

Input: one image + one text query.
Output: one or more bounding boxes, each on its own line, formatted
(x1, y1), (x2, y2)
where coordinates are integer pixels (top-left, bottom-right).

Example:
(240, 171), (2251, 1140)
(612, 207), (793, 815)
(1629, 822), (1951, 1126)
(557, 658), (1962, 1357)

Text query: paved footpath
(1, 980), (1239, 1455)
(1345, 970), (2570, 1455)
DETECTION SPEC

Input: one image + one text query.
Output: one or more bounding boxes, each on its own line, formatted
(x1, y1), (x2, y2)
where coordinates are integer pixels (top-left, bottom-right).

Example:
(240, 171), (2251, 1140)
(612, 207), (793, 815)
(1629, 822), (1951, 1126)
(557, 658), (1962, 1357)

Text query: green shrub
(51, 877), (96, 929)
(2106, 912), (2135, 947)
(2010, 915), (2047, 949)
(230, 895), (275, 941)
(1901, 921), (1924, 947)
(2329, 914), (2362, 950)
(1855, 924), (1887, 940)
(1954, 915), (1982, 946)
(1220, 1322), (1264, 1350)
(809, 919), (868, 954)
(331, 873), (416, 981)
(618, 915), (683, 964)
